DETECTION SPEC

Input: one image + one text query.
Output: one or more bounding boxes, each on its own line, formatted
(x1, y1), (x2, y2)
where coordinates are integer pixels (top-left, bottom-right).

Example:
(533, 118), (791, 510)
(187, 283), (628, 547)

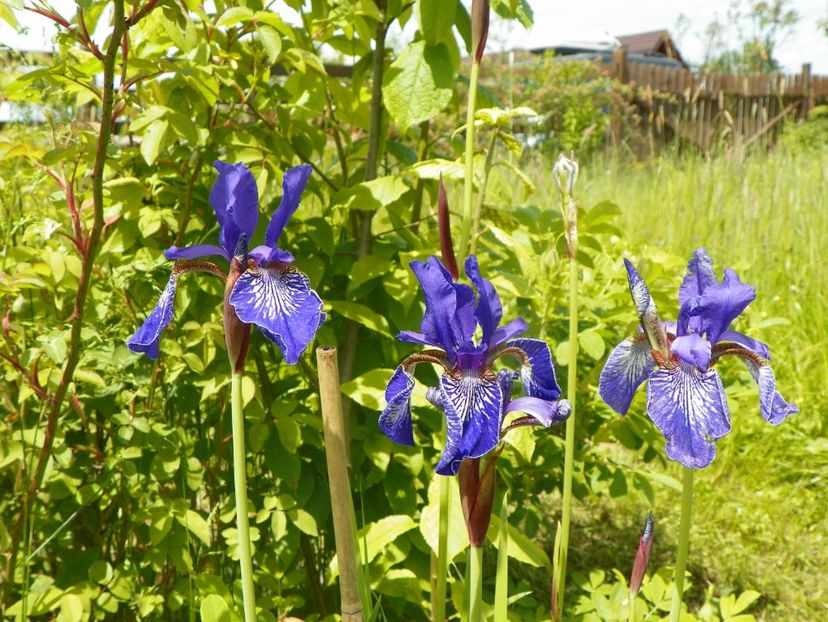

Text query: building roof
(616, 30), (687, 67)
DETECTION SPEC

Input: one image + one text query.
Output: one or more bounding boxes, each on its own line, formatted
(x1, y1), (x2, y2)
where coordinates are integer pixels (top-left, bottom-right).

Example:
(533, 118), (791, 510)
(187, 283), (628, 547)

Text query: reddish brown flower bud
(438, 176), (459, 281)
(471, 0), (490, 63)
(224, 237), (252, 373)
(458, 453), (499, 547)
(630, 511), (654, 596)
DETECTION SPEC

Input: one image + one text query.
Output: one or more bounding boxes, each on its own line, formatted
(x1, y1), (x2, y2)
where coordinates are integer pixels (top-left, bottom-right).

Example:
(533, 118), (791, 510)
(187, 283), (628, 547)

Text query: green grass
(552, 145), (828, 620)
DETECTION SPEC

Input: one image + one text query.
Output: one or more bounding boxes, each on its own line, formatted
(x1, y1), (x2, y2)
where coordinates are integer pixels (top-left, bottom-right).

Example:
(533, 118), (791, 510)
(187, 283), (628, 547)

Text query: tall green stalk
(434, 473), (450, 622)
(468, 545), (484, 622)
(670, 468), (695, 621)
(230, 373), (257, 622)
(494, 492), (509, 622)
(553, 156), (579, 619)
(458, 60), (480, 258)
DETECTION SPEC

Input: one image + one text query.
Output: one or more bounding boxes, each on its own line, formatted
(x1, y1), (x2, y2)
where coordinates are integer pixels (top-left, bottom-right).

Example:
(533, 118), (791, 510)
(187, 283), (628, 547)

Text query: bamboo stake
(317, 346), (364, 622)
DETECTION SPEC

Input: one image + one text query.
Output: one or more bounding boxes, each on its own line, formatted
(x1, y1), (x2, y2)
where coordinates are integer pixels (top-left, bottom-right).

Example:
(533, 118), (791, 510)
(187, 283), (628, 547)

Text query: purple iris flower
(599, 248), (798, 469)
(379, 255), (571, 476)
(128, 161), (324, 366)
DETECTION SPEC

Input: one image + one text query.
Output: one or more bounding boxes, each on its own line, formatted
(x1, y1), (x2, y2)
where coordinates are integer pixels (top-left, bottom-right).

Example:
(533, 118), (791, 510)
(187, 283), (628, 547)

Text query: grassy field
(535, 145), (828, 621)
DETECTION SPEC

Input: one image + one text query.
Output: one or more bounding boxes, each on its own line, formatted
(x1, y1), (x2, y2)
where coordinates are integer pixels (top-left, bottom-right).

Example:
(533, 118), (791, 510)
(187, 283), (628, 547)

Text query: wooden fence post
(611, 48), (628, 144)
(801, 63), (814, 119)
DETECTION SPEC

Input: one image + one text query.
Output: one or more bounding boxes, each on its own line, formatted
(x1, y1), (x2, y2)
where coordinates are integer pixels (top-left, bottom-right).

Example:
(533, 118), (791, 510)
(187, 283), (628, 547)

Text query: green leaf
(578, 330), (605, 360)
(37, 331), (68, 364)
(328, 300), (392, 339)
(383, 41), (453, 131)
(332, 175), (410, 213)
(216, 6), (254, 27)
(419, 476), (467, 561)
(289, 508), (318, 536)
(176, 510), (212, 546)
(487, 515), (551, 570)
(257, 25), (282, 63)
(347, 255), (395, 292)
(418, 0), (456, 44)
(199, 594), (231, 622)
(359, 515), (417, 563)
(275, 415), (301, 453)
(341, 369), (396, 411)
(140, 119), (169, 166)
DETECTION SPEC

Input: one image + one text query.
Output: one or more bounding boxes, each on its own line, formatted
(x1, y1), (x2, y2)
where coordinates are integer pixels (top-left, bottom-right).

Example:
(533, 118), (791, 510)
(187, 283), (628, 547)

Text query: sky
(1, 0), (826, 73)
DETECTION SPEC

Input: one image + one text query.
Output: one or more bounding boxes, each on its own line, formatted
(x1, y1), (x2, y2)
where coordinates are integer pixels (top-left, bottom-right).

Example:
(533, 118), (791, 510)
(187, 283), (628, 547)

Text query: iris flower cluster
(379, 255), (571, 475)
(599, 248), (798, 468)
(128, 161), (324, 367)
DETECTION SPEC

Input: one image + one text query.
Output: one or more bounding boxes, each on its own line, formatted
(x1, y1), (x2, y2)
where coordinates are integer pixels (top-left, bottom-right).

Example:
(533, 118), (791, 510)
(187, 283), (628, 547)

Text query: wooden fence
(611, 49), (828, 151)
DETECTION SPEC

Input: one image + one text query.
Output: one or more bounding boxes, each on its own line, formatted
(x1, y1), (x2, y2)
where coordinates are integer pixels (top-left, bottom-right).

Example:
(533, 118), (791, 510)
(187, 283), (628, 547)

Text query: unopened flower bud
(630, 511), (654, 596)
(458, 455), (498, 547)
(437, 176), (459, 281)
(224, 234), (252, 373)
(552, 154), (579, 198)
(471, 0), (490, 63)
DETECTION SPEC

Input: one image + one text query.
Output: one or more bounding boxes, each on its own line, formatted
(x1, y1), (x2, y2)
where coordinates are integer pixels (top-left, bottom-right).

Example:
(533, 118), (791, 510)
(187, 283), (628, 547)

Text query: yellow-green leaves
(383, 41), (453, 131)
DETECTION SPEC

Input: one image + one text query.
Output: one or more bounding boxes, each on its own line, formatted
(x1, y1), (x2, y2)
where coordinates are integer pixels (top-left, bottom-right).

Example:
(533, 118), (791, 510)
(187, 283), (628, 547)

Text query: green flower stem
(628, 593), (636, 622)
(459, 60), (481, 259)
(434, 472), (450, 622)
(555, 252), (579, 617)
(230, 373), (257, 622)
(670, 467), (695, 622)
(468, 544), (484, 622)
(494, 492), (509, 622)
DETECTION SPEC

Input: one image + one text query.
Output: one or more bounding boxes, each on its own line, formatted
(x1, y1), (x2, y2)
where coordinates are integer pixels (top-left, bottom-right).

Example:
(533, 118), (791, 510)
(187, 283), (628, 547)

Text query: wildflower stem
(468, 544), (484, 622)
(555, 252), (579, 618)
(459, 60), (481, 258)
(670, 467), (694, 622)
(494, 492), (509, 622)
(434, 472), (450, 622)
(628, 593), (636, 622)
(230, 372), (257, 622)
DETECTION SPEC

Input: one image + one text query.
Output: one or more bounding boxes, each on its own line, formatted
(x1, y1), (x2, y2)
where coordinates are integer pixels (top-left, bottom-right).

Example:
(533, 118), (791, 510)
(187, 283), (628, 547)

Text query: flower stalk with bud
(629, 512), (654, 622)
(552, 154), (580, 620)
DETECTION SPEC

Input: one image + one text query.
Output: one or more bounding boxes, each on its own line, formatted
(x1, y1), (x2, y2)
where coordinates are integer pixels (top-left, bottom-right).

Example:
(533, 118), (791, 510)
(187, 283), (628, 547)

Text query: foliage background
(0, 0), (824, 620)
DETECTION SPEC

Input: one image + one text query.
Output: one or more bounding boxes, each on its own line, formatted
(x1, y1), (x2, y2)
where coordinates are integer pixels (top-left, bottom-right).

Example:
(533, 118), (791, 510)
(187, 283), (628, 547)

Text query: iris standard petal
(695, 268), (756, 345)
(491, 317), (528, 346)
(598, 334), (657, 415)
(127, 274), (178, 360)
(229, 263), (324, 365)
(671, 333), (712, 370)
(717, 330), (770, 360)
(624, 259), (670, 354)
(435, 369), (503, 476)
(378, 366), (416, 446)
(409, 257), (476, 358)
(464, 255), (503, 345)
(678, 247), (717, 306)
(164, 244), (229, 261)
(264, 164), (313, 247)
(211, 161), (260, 255)
(740, 358), (799, 425)
(646, 364), (731, 469)
(505, 396), (571, 427)
(501, 338), (562, 400)
(248, 244), (295, 265)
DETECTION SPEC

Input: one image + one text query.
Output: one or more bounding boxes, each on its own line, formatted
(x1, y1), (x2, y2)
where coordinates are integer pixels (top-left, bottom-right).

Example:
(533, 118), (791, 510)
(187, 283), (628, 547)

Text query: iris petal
(378, 366), (416, 446)
(435, 370), (503, 476)
(211, 161), (260, 255)
(464, 255), (503, 345)
(598, 334), (656, 415)
(127, 274), (178, 360)
(646, 364), (731, 469)
(717, 330), (770, 360)
(164, 244), (229, 261)
(740, 358), (799, 425)
(409, 257), (475, 359)
(229, 263), (324, 365)
(502, 338), (562, 400)
(624, 259), (669, 354)
(678, 247), (717, 306)
(248, 245), (295, 265)
(695, 268), (755, 345)
(671, 333), (712, 370)
(265, 164), (313, 247)
(505, 396), (571, 427)
(491, 317), (528, 346)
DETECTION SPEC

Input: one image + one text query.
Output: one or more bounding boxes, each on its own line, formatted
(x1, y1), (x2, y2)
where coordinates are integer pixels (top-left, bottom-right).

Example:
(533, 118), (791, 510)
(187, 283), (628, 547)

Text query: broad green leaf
(140, 119), (169, 166)
(417, 0), (456, 44)
(328, 300), (392, 339)
(487, 515), (551, 570)
(341, 369), (396, 410)
(216, 6), (254, 27)
(578, 330), (605, 360)
(177, 510), (212, 546)
(347, 255), (395, 292)
(359, 515), (417, 563)
(37, 331), (68, 364)
(410, 158), (465, 180)
(419, 476), (467, 561)
(275, 415), (301, 453)
(199, 594), (231, 622)
(332, 175), (410, 213)
(257, 25), (282, 63)
(289, 508), (318, 536)
(58, 594), (84, 622)
(383, 41), (453, 131)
